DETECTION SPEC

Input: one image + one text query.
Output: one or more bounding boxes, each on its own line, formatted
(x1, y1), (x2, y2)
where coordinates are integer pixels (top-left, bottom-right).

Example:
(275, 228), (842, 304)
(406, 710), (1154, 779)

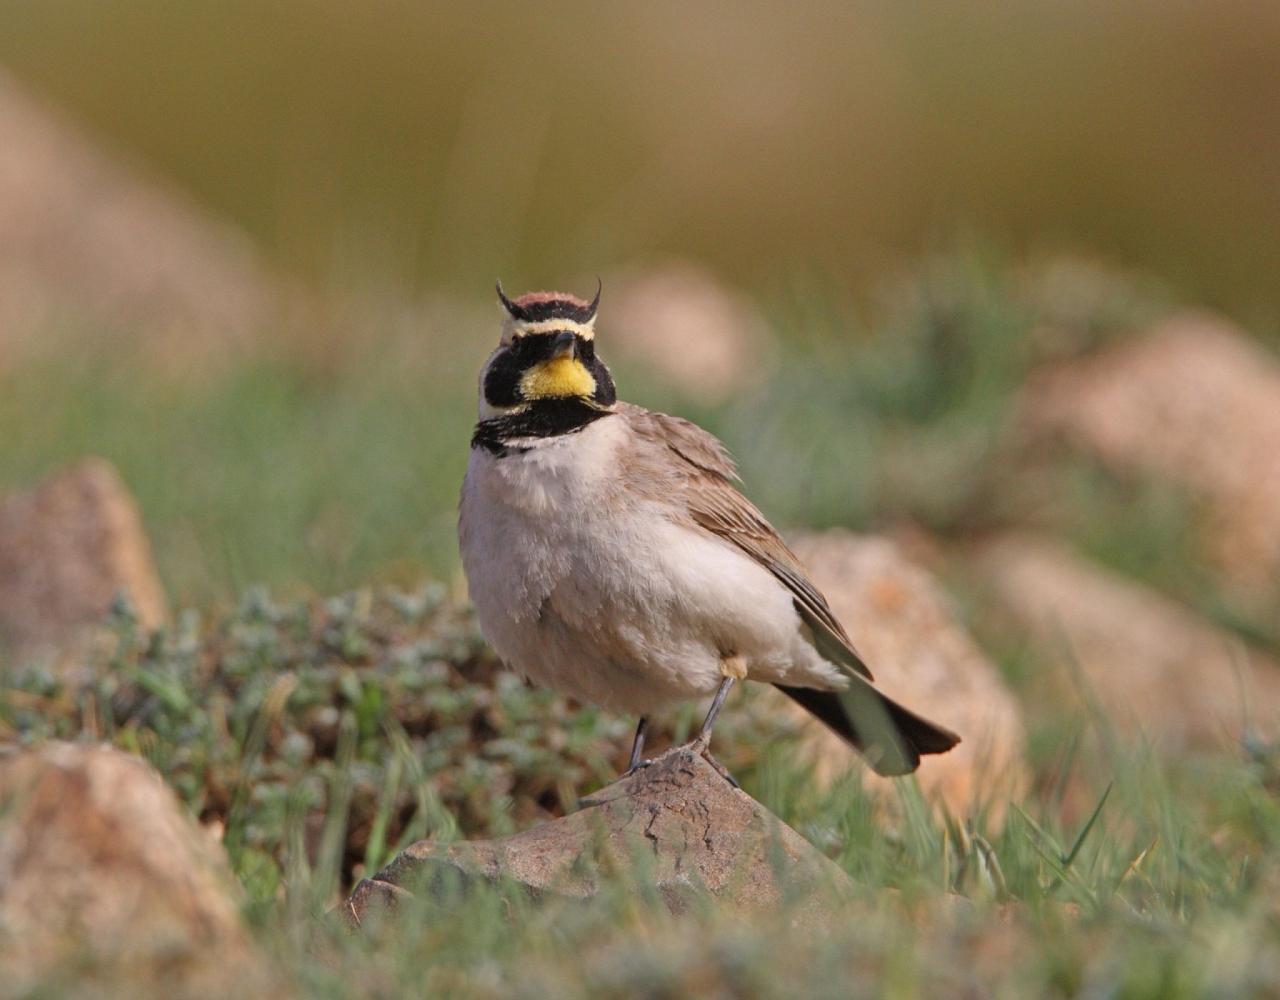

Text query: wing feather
(620, 404), (873, 680)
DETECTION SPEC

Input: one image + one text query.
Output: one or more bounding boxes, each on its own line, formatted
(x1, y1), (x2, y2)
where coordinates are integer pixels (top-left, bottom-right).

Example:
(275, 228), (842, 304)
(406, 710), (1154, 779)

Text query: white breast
(459, 416), (627, 638)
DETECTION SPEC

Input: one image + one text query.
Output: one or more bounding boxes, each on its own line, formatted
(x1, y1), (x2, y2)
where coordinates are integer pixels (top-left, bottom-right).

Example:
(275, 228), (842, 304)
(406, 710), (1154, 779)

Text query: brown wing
(619, 402), (741, 480)
(620, 404), (873, 681)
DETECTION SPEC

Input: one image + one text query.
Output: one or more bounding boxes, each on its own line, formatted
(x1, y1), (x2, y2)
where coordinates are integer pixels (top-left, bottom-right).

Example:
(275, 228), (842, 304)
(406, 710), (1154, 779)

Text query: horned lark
(459, 284), (960, 777)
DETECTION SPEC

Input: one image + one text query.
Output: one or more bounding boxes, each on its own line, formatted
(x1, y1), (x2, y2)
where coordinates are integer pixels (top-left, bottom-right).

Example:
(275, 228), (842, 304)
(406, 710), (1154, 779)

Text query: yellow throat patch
(519, 357), (596, 400)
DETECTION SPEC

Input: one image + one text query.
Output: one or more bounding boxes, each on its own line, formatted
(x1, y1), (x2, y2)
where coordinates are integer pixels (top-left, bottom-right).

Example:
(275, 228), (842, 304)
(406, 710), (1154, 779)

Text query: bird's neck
(472, 398), (615, 456)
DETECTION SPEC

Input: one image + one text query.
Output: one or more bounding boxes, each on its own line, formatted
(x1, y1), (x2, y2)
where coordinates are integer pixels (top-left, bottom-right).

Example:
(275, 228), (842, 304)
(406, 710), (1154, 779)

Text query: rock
(344, 745), (852, 928)
(973, 533), (1280, 749)
(0, 742), (274, 997)
(780, 532), (1028, 823)
(0, 67), (275, 364)
(0, 459), (167, 666)
(1024, 315), (1280, 605)
(606, 262), (775, 402)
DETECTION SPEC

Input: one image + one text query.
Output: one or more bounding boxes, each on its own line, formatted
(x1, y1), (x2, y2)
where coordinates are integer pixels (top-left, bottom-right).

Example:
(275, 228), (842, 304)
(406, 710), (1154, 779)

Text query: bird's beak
(550, 330), (578, 360)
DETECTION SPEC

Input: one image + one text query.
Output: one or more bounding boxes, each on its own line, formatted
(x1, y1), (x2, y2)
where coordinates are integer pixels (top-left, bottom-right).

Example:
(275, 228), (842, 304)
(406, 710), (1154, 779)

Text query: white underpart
(459, 416), (846, 715)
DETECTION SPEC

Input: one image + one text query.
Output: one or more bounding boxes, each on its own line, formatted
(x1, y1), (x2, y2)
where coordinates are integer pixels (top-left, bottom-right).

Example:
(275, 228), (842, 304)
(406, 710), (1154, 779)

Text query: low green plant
(5, 589), (1280, 998)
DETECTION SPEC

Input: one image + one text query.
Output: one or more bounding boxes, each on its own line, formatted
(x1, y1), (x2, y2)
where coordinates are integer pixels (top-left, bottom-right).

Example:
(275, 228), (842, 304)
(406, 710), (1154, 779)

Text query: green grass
(2, 248), (1273, 654)
(0, 341), (477, 606)
(5, 588), (1280, 997)
(0, 250), (1177, 597)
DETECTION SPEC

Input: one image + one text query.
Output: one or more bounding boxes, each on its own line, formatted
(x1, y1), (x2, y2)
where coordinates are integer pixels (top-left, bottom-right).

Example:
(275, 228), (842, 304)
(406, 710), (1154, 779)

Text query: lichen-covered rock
(0, 742), (276, 997)
(782, 532), (1028, 824)
(345, 745), (852, 926)
(0, 458), (167, 667)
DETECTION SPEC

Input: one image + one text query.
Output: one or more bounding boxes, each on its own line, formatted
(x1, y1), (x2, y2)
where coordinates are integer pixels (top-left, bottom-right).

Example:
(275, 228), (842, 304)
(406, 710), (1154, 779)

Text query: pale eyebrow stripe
(512, 318), (596, 340)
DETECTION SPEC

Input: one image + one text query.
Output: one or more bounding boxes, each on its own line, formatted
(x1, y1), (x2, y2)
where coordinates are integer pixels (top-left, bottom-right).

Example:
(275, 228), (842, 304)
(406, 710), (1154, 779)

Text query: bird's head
(478, 282), (617, 419)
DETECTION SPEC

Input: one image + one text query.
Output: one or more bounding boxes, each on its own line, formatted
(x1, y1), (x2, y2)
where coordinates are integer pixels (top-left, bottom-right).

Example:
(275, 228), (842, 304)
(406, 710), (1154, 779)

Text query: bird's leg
(690, 675), (741, 789)
(696, 654), (747, 746)
(623, 715), (651, 776)
(695, 676), (735, 746)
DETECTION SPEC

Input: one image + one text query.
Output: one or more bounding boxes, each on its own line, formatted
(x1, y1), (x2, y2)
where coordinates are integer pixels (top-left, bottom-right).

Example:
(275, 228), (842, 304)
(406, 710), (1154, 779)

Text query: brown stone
(973, 533), (1280, 749)
(344, 745), (853, 928)
(1024, 314), (1280, 605)
(0, 458), (167, 665)
(781, 532), (1029, 823)
(0, 742), (276, 997)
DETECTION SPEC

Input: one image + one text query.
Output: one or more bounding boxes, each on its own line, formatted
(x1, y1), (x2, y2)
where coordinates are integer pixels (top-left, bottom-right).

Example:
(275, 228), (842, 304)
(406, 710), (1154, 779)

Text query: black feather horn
(585, 277), (602, 322)
(495, 280), (526, 320)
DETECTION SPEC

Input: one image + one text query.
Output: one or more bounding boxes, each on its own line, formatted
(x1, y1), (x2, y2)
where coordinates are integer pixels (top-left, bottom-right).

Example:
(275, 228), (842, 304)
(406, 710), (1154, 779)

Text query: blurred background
(5, 5), (1280, 976)
(3, 0), (1280, 604)
(2, 2), (1280, 680)
(6, 2), (1280, 314)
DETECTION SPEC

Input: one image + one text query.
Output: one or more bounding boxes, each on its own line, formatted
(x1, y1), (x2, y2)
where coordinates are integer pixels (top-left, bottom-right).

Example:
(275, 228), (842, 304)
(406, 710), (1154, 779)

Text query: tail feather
(777, 680), (961, 777)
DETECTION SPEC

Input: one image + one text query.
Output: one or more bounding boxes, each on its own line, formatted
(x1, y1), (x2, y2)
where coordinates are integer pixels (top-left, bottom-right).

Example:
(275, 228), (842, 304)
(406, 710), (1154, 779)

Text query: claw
(625, 715), (651, 776)
(702, 751), (740, 790)
(678, 737), (739, 789)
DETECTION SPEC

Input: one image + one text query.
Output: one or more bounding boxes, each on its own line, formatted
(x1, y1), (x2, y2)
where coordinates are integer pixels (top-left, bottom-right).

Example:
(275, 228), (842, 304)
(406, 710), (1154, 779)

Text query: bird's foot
(684, 737), (740, 790)
(621, 758), (653, 778)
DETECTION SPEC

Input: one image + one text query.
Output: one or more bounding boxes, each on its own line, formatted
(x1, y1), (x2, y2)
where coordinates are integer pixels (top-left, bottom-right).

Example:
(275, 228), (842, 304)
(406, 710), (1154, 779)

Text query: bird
(458, 282), (960, 778)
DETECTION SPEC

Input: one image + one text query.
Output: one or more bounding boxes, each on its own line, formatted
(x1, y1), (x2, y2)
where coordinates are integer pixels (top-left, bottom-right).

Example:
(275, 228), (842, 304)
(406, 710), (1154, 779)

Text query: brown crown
(497, 280), (601, 324)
